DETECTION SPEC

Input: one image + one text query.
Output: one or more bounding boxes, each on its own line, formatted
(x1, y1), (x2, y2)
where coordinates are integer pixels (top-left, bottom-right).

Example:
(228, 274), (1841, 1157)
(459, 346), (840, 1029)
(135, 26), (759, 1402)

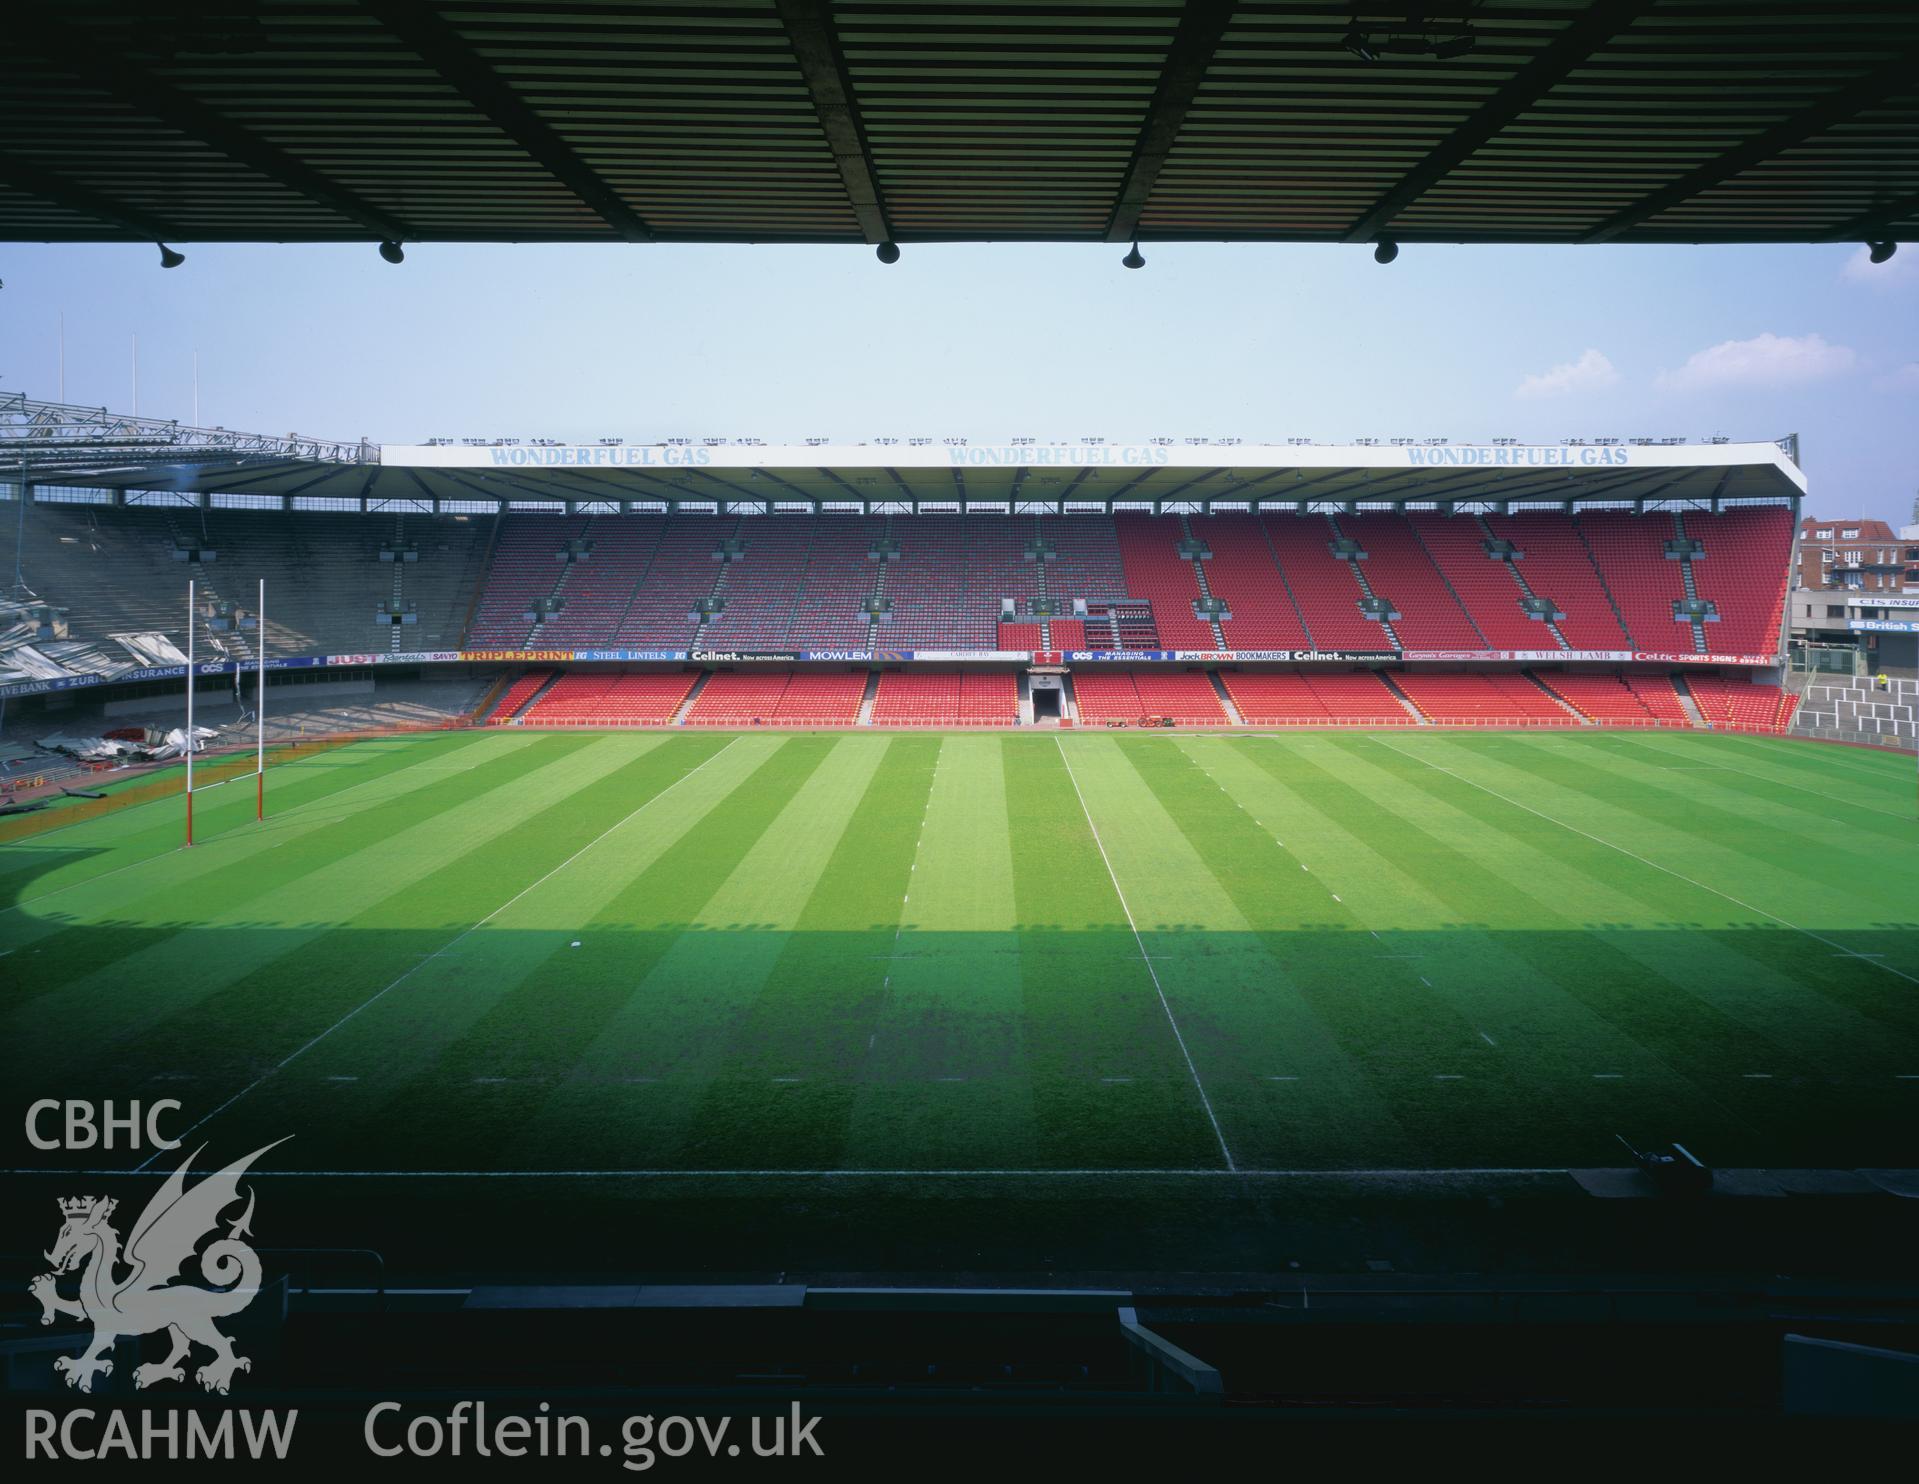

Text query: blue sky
(1, 238), (1913, 524)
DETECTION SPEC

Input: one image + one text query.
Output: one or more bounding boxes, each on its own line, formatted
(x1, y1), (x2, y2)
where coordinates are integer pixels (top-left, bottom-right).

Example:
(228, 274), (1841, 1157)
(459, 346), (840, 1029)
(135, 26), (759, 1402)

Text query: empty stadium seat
(1220, 669), (1329, 722)
(1391, 671), (1572, 724)
(1263, 516), (1387, 650)
(1410, 513), (1549, 651)
(1299, 670), (1413, 723)
(1191, 514), (1309, 649)
(1577, 512), (1692, 651)
(489, 668), (554, 723)
(871, 670), (1017, 726)
(1344, 515), (1485, 650)
(1687, 507), (1794, 656)
(1685, 674), (1795, 731)
(520, 670), (698, 725)
(1068, 669), (1223, 725)
(1532, 671), (1658, 723)
(1113, 514), (1218, 649)
(1485, 513), (1632, 651)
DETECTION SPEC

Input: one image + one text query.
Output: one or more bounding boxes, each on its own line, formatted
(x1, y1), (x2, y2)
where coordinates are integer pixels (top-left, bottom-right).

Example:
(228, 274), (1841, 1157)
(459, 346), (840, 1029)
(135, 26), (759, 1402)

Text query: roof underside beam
(359, 1), (652, 243)
(0, 151), (182, 242)
(1581, 50), (1919, 244)
(16, 11), (411, 243)
(1105, 0), (1238, 243)
(1823, 188), (1919, 242)
(1344, 0), (1653, 244)
(774, 0), (892, 244)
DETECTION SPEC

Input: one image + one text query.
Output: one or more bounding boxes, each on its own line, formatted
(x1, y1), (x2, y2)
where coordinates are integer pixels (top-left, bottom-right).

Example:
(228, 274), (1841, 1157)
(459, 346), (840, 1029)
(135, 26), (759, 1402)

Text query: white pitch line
(1372, 737), (1919, 992)
(1707, 736), (1914, 788)
(1054, 736), (1234, 1171)
(1611, 737), (1916, 821)
(137, 736), (742, 1170)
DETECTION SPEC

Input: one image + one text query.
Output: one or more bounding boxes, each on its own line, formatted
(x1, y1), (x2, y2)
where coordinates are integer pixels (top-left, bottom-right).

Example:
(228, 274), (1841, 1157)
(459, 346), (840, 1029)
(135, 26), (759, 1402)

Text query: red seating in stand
(489, 668), (554, 723)
(1193, 514), (1309, 649)
(1262, 517), (1384, 650)
(615, 516), (727, 647)
(1485, 514), (1632, 652)
(789, 518), (885, 649)
(1532, 670), (1656, 723)
(1221, 670), (1329, 722)
(1624, 673), (1692, 724)
(1577, 513), (1691, 651)
(870, 670), (1016, 725)
(958, 670), (1019, 724)
(1391, 671), (1569, 723)
(774, 670), (867, 724)
(1069, 669), (1143, 724)
(521, 670), (698, 725)
(1344, 515), (1485, 650)
(1685, 674), (1794, 730)
(1688, 508), (1793, 656)
(1048, 618), (1087, 650)
(1069, 669), (1223, 724)
(1112, 514), (1217, 649)
(1132, 670), (1227, 723)
(1409, 514), (1546, 651)
(1299, 670), (1413, 722)
(998, 621), (1043, 650)
(468, 515), (583, 646)
(684, 670), (791, 725)
(538, 517), (664, 646)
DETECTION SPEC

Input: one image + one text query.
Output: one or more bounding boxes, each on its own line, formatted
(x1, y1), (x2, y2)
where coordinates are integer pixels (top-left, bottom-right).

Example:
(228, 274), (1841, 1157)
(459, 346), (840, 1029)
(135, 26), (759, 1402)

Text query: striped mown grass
(4, 728), (1915, 1178)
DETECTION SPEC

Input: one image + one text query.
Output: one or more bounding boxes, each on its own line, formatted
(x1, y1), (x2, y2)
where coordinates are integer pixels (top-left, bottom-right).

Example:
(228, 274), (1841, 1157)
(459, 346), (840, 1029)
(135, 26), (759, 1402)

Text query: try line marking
(1371, 737), (1919, 992)
(137, 736), (743, 1170)
(1055, 736), (1236, 1171)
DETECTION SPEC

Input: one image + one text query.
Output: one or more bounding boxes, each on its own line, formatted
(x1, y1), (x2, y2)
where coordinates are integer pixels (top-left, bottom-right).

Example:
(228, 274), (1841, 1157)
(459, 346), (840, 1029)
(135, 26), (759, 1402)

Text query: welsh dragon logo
(30, 1141), (284, 1394)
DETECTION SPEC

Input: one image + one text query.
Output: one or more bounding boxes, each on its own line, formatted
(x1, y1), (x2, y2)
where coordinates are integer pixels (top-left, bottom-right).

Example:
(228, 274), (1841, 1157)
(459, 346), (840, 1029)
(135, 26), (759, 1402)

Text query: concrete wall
(1790, 672), (1918, 750)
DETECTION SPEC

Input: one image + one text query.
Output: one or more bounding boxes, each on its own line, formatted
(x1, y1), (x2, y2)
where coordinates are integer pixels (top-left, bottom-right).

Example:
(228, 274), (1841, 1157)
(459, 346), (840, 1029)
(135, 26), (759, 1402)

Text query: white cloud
(1840, 243), (1913, 287)
(1654, 332), (1856, 393)
(1514, 348), (1620, 400)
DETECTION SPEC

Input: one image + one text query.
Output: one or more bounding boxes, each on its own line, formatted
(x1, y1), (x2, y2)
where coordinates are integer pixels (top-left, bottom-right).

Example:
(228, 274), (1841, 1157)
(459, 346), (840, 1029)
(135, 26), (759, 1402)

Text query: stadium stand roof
(2, 2), (1914, 251)
(3, 394), (1804, 511)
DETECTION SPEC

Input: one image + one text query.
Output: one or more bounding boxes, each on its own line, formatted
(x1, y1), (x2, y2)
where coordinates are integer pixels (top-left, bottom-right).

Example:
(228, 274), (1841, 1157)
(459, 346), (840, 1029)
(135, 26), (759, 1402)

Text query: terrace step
(1328, 514), (1401, 651)
(672, 669), (711, 725)
(1208, 670), (1244, 725)
(1377, 669), (1429, 723)
(1475, 515), (1572, 651)
(1670, 672), (1709, 727)
(1521, 668), (1585, 721)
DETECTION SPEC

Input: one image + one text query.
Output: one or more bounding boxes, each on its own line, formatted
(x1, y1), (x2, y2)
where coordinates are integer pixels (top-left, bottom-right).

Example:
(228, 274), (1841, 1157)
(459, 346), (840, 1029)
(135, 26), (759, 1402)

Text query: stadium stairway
(1409, 513), (1546, 651)
(1326, 515), (1403, 650)
(1208, 671), (1244, 724)
(487, 667), (560, 723)
(672, 670), (716, 724)
(1673, 514), (1710, 653)
(1351, 514), (1484, 651)
(1487, 512), (1632, 652)
(1179, 514), (1230, 648)
(1667, 673), (1710, 727)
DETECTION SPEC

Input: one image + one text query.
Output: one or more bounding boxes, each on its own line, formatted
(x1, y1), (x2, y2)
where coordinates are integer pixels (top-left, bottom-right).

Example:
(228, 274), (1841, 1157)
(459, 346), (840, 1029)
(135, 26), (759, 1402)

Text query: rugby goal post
(183, 577), (267, 847)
